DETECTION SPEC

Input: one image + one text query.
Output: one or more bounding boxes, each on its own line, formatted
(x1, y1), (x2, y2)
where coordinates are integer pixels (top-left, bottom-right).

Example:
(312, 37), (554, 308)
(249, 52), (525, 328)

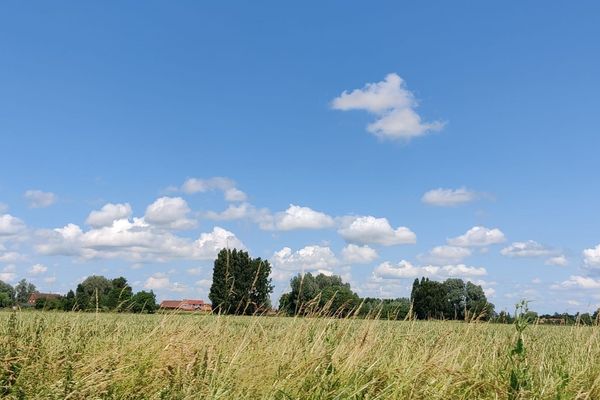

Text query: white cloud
(421, 187), (479, 207)
(86, 203), (132, 228)
(263, 204), (335, 231)
(331, 73), (444, 140)
(419, 245), (471, 264)
(36, 219), (243, 262)
(181, 177), (247, 202)
(555, 275), (600, 290)
(341, 244), (378, 264)
(500, 241), (554, 258)
(583, 244), (600, 267)
(145, 197), (196, 230)
(373, 260), (486, 280)
(0, 265), (16, 282)
(0, 214), (26, 236)
(545, 255), (569, 267)
(0, 251), (23, 263)
(338, 216), (416, 246)
(144, 273), (171, 290)
(24, 190), (57, 208)
(448, 226), (506, 247)
(29, 263), (47, 275)
(272, 245), (338, 275)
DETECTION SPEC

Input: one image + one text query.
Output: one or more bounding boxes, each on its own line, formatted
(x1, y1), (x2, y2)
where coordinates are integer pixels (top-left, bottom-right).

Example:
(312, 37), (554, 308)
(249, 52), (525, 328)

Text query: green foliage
(130, 291), (158, 313)
(410, 277), (495, 320)
(508, 300), (532, 399)
(0, 280), (15, 307)
(209, 248), (273, 315)
(357, 297), (411, 319)
(14, 279), (36, 305)
(279, 273), (360, 317)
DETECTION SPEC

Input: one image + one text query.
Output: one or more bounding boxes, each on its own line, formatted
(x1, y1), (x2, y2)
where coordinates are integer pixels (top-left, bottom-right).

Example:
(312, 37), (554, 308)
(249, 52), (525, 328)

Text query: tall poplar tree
(209, 248), (273, 315)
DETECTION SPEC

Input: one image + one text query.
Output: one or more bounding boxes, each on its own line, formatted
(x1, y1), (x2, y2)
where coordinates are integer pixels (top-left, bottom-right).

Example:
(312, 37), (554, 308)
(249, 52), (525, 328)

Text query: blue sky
(1, 2), (600, 313)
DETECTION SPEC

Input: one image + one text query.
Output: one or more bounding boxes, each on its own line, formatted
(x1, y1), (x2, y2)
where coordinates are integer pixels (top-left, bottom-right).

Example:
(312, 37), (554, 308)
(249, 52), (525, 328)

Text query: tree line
(0, 276), (158, 313)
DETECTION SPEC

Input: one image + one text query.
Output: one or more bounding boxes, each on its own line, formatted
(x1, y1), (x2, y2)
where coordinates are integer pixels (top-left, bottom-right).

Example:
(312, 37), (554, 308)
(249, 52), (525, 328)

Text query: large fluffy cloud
(263, 204), (335, 231)
(144, 197), (196, 230)
(421, 187), (479, 207)
(180, 177), (247, 202)
(331, 73), (444, 140)
(0, 214), (26, 237)
(35, 218), (243, 262)
(583, 244), (600, 268)
(272, 245), (338, 277)
(447, 226), (506, 247)
(24, 190), (57, 208)
(341, 244), (378, 264)
(373, 260), (487, 280)
(86, 203), (133, 228)
(338, 216), (416, 246)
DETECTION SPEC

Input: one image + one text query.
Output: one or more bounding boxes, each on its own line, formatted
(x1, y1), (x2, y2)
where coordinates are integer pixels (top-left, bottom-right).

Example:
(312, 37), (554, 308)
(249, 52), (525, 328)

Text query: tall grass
(0, 309), (599, 399)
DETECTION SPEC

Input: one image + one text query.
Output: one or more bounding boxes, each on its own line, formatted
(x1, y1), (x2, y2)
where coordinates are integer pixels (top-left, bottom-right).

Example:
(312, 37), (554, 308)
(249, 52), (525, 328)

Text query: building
(28, 292), (62, 305)
(159, 299), (212, 312)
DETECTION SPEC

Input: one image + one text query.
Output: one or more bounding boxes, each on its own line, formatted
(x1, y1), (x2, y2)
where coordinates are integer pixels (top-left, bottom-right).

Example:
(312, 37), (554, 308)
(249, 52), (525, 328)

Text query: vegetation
(0, 309), (599, 399)
(0, 276), (157, 313)
(209, 248), (273, 315)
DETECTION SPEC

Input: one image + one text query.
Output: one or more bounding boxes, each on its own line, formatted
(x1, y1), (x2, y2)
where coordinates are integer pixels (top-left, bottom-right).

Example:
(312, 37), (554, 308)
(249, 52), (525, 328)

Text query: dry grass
(1, 310), (599, 399)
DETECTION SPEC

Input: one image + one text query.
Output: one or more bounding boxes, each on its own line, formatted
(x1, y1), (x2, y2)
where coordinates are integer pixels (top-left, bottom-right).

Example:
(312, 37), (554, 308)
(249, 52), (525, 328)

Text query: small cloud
(341, 244), (378, 264)
(421, 187), (481, 207)
(24, 190), (57, 208)
(180, 177), (247, 202)
(144, 197), (196, 230)
(500, 241), (555, 258)
(86, 203), (132, 228)
(583, 244), (600, 268)
(29, 263), (48, 275)
(545, 255), (568, 267)
(448, 226), (506, 247)
(419, 245), (471, 264)
(331, 73), (444, 140)
(262, 204), (335, 231)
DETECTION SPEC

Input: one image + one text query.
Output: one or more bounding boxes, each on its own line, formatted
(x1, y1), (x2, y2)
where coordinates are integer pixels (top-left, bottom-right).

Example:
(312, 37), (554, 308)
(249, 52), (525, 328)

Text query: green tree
(279, 273), (360, 317)
(14, 278), (36, 305)
(130, 290), (157, 313)
(411, 277), (446, 319)
(106, 277), (133, 311)
(209, 248), (273, 315)
(0, 280), (15, 307)
(75, 275), (112, 310)
(465, 281), (494, 320)
(443, 278), (467, 319)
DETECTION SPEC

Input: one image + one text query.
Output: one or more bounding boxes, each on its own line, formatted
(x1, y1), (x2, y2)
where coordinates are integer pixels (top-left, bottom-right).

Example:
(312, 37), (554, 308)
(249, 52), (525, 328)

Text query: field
(1, 311), (599, 399)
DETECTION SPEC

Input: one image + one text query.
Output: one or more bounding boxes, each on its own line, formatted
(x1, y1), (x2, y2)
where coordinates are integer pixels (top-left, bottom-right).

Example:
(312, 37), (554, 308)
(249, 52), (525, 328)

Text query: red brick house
(28, 292), (62, 305)
(159, 299), (212, 312)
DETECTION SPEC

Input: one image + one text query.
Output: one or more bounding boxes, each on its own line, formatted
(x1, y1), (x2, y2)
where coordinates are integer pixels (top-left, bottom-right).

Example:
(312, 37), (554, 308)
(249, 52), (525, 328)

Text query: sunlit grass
(0, 310), (598, 399)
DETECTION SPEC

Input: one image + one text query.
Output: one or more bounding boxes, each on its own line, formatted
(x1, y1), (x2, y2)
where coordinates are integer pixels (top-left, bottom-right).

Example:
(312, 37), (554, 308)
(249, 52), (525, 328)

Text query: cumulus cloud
(419, 245), (472, 264)
(0, 265), (16, 282)
(29, 263), (48, 275)
(24, 190), (57, 208)
(447, 226), (506, 247)
(421, 187), (480, 207)
(144, 273), (171, 290)
(145, 197), (196, 230)
(262, 204), (335, 231)
(583, 244), (600, 268)
(86, 203), (133, 228)
(272, 245), (339, 278)
(500, 241), (555, 258)
(36, 218), (243, 262)
(373, 260), (486, 280)
(338, 216), (416, 246)
(554, 275), (600, 290)
(545, 255), (569, 267)
(341, 244), (378, 264)
(331, 73), (444, 140)
(0, 214), (26, 237)
(180, 177), (247, 202)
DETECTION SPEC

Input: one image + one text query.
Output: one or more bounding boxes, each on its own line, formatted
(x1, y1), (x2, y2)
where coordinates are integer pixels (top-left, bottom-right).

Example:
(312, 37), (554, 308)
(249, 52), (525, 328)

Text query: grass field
(1, 310), (599, 399)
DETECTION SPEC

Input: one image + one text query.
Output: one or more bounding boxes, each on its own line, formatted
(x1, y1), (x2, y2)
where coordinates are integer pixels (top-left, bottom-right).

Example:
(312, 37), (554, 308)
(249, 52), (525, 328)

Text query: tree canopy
(209, 248), (273, 315)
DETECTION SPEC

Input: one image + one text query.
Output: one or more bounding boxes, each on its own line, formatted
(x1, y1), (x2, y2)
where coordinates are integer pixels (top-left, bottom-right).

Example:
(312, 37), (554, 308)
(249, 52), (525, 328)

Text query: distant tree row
(278, 273), (495, 321)
(0, 276), (157, 313)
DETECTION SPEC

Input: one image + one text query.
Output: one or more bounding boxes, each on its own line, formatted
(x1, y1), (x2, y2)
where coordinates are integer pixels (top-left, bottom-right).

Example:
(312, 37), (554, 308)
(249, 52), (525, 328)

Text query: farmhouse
(159, 299), (212, 312)
(28, 292), (62, 305)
